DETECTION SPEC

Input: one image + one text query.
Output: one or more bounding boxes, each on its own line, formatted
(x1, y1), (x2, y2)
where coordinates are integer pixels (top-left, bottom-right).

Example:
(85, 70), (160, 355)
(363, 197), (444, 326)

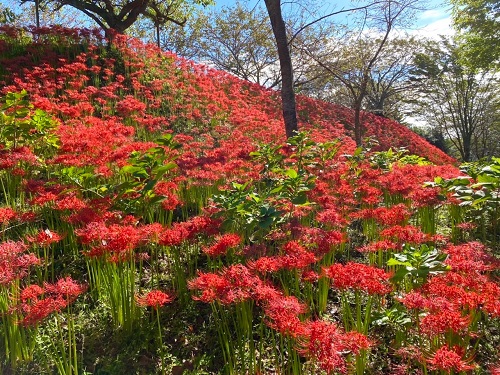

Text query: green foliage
(0, 5), (17, 24)
(214, 132), (327, 241)
(410, 38), (499, 162)
(0, 90), (59, 153)
(430, 158), (500, 245)
(450, 0), (500, 70)
(388, 244), (449, 290)
(113, 134), (180, 216)
(213, 181), (285, 242)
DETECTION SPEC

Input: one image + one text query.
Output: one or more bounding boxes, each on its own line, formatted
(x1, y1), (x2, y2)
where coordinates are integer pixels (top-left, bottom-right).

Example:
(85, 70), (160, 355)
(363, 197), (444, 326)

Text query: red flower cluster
(297, 320), (371, 374)
(0, 241), (40, 285)
(26, 229), (63, 247)
(248, 241), (317, 274)
(202, 233), (241, 257)
(136, 290), (174, 309)
(426, 345), (476, 372)
(18, 277), (86, 326)
(380, 225), (430, 244)
(0, 207), (16, 224)
(322, 262), (392, 295)
(188, 264), (263, 304)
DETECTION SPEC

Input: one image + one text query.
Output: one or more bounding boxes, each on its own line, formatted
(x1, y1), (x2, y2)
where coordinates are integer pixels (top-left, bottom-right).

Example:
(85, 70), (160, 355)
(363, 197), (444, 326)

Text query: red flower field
(0, 26), (498, 374)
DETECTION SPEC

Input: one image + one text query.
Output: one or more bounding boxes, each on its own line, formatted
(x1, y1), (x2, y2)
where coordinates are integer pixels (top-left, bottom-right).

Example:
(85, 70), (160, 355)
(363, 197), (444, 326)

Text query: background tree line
(1, 0), (498, 161)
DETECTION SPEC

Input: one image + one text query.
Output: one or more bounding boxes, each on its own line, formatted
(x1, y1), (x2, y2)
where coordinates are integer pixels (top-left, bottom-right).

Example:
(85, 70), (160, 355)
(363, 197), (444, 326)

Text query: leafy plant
(112, 134), (180, 218)
(0, 90), (59, 152)
(430, 158), (500, 246)
(387, 244), (449, 291)
(213, 181), (285, 241)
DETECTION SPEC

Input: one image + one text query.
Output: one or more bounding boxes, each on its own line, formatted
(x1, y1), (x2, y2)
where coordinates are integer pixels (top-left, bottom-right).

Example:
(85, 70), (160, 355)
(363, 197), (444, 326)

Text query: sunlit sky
(1, 0), (454, 38)
(213, 0), (454, 37)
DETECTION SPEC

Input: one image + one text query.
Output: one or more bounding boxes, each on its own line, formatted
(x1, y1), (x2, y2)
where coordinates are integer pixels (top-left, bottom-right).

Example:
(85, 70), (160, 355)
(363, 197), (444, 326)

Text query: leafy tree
(0, 5), (17, 24)
(155, 9), (207, 59)
(32, 0), (212, 36)
(364, 37), (423, 119)
(450, 0), (500, 70)
(19, 0), (50, 27)
(300, 36), (423, 123)
(261, 0), (389, 139)
(299, 0), (423, 146)
(192, 2), (281, 88)
(156, 2), (326, 89)
(142, 0), (213, 48)
(411, 38), (500, 161)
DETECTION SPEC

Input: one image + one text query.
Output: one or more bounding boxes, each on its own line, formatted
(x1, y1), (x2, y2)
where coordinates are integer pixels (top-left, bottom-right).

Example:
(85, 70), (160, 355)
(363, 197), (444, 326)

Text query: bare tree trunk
(354, 103), (363, 146)
(35, 0), (40, 28)
(156, 23), (161, 49)
(264, 0), (298, 138)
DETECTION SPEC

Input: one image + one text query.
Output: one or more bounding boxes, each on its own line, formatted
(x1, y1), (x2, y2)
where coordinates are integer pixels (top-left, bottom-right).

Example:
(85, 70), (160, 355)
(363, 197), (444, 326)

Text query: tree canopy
(31, 0), (213, 35)
(411, 38), (500, 161)
(451, 0), (500, 70)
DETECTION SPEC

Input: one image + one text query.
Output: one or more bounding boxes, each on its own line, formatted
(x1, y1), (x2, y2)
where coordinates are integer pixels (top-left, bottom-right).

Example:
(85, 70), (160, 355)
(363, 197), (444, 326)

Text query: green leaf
(387, 258), (411, 267)
(154, 162), (177, 179)
(284, 169), (298, 179)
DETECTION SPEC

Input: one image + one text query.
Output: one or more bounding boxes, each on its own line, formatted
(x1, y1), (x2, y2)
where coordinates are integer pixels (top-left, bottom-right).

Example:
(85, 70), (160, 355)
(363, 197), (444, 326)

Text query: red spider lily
(202, 233), (241, 257)
(189, 264), (262, 305)
(20, 284), (44, 301)
(136, 290), (174, 309)
(456, 222), (477, 231)
(247, 256), (282, 274)
(153, 181), (182, 211)
(322, 262), (392, 295)
(408, 186), (442, 208)
(116, 95), (147, 116)
(18, 277), (86, 326)
(19, 295), (68, 326)
(296, 227), (345, 255)
(0, 147), (38, 170)
(443, 242), (499, 273)
(247, 241), (317, 274)
(0, 241), (40, 285)
(358, 240), (400, 253)
(301, 270), (319, 282)
(26, 229), (63, 247)
(44, 277), (87, 300)
(297, 320), (371, 374)
(159, 224), (189, 247)
(54, 193), (87, 211)
(399, 291), (429, 310)
(0, 207), (16, 224)
(426, 345), (476, 372)
(76, 221), (149, 259)
(380, 225), (430, 244)
(315, 207), (348, 228)
(358, 204), (411, 226)
(420, 309), (471, 336)
(263, 295), (308, 337)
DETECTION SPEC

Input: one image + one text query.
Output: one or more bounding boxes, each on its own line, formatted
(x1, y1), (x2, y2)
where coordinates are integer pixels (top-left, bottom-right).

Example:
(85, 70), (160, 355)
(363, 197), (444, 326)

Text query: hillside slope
(6, 27), (499, 375)
(0, 26), (455, 170)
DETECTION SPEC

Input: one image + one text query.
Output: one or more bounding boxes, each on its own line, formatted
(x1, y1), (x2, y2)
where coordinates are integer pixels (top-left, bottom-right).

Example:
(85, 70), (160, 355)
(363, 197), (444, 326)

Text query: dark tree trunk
(264, 0), (298, 139)
(35, 0), (40, 28)
(156, 24), (161, 49)
(463, 132), (472, 162)
(354, 104), (363, 147)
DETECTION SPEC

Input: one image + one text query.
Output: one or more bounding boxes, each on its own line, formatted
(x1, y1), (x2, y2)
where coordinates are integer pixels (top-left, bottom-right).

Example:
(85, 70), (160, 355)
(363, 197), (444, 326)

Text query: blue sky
(213, 0), (454, 37)
(1, 0), (454, 37)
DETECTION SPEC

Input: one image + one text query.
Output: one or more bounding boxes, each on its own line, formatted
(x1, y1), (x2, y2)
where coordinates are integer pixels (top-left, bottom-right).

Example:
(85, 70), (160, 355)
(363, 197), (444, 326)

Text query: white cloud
(418, 9), (448, 21)
(413, 16), (454, 38)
